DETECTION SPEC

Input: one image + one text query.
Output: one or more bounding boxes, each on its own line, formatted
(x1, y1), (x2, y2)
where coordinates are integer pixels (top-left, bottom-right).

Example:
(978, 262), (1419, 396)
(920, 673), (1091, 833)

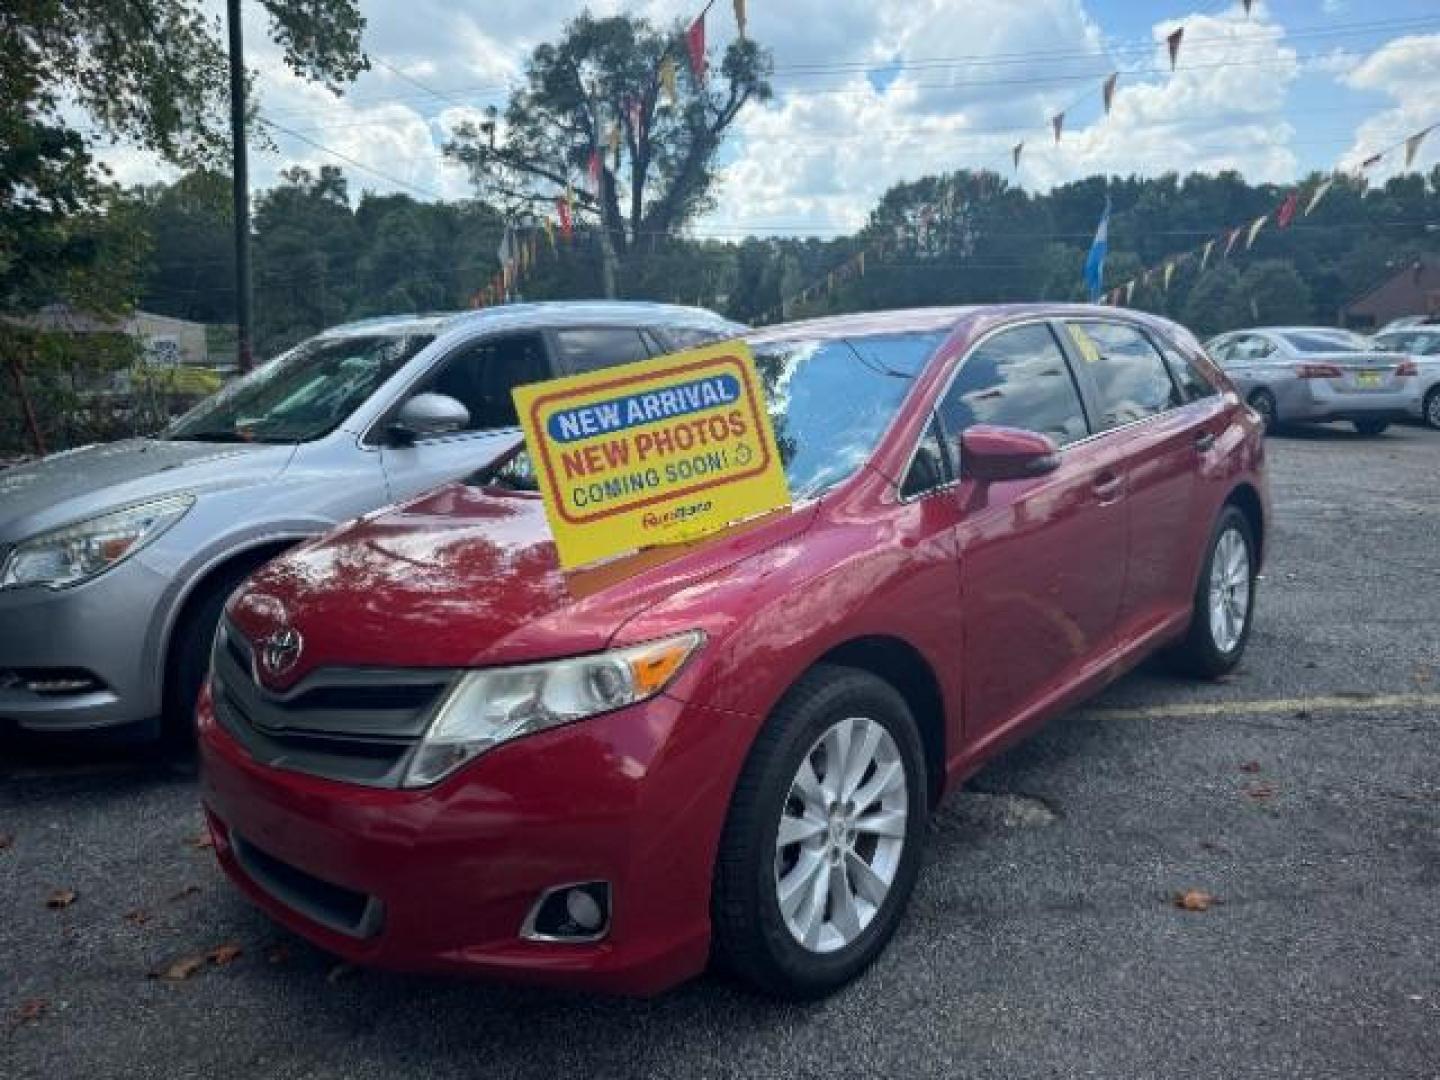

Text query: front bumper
(198, 684), (754, 994)
(0, 558), (169, 732)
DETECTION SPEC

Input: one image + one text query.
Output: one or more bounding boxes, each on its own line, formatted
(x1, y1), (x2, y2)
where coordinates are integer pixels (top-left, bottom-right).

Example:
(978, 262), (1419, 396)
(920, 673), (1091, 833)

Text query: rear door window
(1064, 320), (1183, 430)
(555, 327), (653, 374)
(937, 323), (1090, 447)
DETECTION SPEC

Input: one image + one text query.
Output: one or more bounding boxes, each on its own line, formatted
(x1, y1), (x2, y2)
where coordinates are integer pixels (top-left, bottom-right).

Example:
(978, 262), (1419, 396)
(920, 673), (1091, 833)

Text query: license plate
(1355, 371), (1382, 388)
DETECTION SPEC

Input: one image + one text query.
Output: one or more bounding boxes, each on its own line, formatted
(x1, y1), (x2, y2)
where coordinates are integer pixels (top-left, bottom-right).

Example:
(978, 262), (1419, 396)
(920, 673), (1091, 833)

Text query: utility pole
(226, 0), (254, 373)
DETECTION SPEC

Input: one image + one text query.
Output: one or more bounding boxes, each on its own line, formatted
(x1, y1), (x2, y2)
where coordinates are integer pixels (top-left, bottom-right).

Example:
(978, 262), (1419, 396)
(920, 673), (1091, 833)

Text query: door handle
(1194, 431), (1217, 452)
(1092, 472), (1124, 503)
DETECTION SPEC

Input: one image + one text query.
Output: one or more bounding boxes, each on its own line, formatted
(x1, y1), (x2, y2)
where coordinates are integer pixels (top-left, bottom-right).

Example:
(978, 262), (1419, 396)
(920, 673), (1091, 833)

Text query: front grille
(212, 619), (453, 788)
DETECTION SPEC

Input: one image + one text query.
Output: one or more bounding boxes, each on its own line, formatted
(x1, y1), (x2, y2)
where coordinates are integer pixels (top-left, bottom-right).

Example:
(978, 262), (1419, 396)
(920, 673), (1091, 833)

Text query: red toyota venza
(199, 305), (1268, 999)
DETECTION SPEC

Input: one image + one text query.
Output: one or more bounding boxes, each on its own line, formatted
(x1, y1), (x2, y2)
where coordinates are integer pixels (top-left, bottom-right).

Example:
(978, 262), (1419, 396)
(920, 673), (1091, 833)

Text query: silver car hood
(0, 438), (296, 543)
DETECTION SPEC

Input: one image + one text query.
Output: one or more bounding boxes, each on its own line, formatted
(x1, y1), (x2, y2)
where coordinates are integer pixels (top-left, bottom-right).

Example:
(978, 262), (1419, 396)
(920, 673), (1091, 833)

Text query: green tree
(443, 12), (771, 298)
(1181, 266), (1246, 338)
(134, 169), (235, 325)
(1236, 260), (1313, 325)
(2, 1), (368, 453)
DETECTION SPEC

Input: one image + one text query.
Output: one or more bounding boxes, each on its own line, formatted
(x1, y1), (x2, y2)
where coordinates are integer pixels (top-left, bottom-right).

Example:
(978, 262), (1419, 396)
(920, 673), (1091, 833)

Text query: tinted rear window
(1280, 330), (1374, 353)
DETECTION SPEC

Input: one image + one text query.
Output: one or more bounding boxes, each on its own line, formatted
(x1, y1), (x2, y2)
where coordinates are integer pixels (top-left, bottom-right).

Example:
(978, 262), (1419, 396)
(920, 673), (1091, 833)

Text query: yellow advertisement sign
(513, 340), (791, 569)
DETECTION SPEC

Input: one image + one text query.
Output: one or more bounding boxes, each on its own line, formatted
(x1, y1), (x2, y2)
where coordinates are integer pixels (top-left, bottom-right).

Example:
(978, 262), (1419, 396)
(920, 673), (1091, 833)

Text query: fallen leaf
(168, 884), (201, 903)
(267, 944), (291, 965)
(45, 888), (78, 909)
(1173, 889), (1220, 912)
(123, 909), (152, 927)
(1239, 761), (1262, 774)
(1199, 840), (1228, 853)
(326, 963), (357, 985)
(14, 999), (48, 1025)
(1245, 782), (1277, 800)
(187, 831), (214, 850)
(0, 833), (14, 851)
(206, 943), (243, 967)
(151, 954), (206, 982)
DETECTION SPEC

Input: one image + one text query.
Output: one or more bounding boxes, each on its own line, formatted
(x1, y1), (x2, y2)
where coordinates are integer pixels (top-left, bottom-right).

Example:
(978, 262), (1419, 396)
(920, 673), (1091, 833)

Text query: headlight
(404, 631), (705, 788)
(0, 495), (194, 590)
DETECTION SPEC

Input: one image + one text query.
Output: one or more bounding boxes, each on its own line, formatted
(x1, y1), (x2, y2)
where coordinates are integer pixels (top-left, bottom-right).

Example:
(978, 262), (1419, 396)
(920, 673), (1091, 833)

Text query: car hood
(0, 438), (296, 543)
(229, 482), (818, 688)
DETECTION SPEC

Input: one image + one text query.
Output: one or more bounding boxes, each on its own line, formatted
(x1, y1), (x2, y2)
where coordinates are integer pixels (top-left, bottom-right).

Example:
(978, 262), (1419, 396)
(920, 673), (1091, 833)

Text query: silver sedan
(1371, 324), (1440, 430)
(1205, 326), (1422, 435)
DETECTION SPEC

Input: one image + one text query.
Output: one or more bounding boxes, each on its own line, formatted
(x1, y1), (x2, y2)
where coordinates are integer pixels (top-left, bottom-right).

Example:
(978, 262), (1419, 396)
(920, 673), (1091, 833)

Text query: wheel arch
(810, 635), (947, 806)
(1224, 482), (1265, 570)
(156, 536), (307, 691)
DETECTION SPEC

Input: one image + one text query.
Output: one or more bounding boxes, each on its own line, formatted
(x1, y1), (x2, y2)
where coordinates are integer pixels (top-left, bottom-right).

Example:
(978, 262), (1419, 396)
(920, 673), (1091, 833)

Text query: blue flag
(1083, 197), (1111, 303)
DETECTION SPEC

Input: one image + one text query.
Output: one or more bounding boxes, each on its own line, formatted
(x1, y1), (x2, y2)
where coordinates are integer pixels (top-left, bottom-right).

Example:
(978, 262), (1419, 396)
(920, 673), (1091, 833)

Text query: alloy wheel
(1208, 526), (1251, 654)
(774, 716), (908, 954)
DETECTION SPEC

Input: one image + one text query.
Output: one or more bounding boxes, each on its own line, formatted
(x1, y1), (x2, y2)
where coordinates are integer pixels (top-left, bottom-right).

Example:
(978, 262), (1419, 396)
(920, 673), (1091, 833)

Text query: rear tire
(1424, 388), (1440, 431)
(1169, 506), (1257, 679)
(712, 665), (928, 999)
(1247, 389), (1277, 433)
(1353, 419), (1389, 436)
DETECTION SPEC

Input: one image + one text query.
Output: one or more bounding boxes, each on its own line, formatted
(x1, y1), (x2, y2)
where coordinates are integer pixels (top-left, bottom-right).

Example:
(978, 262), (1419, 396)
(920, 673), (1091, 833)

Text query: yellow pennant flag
(1199, 238), (1216, 272)
(1246, 214), (1268, 249)
(543, 218), (556, 250)
(660, 56), (678, 106)
(1163, 261), (1175, 291)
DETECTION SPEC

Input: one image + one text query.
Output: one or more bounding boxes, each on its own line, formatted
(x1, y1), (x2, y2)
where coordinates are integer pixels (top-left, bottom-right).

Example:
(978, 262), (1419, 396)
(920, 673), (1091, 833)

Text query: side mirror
(388, 393), (470, 444)
(959, 424), (1061, 482)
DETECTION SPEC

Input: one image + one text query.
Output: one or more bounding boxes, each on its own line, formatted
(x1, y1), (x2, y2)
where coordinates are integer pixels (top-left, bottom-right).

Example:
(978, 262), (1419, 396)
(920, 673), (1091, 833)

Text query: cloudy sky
(101, 0), (1440, 237)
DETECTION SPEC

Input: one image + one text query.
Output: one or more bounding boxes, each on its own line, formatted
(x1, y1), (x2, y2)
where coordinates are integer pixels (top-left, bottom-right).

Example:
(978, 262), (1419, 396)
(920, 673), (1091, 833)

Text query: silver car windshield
(166, 334), (434, 443)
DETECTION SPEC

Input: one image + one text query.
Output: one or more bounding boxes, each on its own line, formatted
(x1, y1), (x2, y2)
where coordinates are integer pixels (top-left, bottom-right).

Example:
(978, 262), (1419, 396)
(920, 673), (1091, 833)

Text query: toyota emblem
(259, 627), (303, 677)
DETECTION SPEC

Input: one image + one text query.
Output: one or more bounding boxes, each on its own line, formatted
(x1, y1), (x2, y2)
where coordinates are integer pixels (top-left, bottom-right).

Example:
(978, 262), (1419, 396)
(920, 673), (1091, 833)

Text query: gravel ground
(3, 423), (1438, 1080)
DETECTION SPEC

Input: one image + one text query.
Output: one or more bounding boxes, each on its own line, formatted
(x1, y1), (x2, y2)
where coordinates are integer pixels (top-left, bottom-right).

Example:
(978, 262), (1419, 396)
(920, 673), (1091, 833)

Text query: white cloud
(707, 3), (1301, 234)
(1336, 35), (1440, 176)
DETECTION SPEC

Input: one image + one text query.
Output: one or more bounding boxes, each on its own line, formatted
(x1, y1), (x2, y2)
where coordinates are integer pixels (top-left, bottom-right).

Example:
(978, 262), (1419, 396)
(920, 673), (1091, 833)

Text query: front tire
(712, 665), (928, 999)
(163, 561), (267, 742)
(1353, 419), (1389, 436)
(1169, 506), (1257, 679)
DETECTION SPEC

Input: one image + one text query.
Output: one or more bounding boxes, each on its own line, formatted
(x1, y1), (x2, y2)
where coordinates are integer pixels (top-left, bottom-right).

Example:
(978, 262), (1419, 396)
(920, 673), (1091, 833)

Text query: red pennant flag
(1102, 73), (1118, 115)
(1275, 192), (1298, 229)
(1052, 112), (1065, 144)
(1167, 27), (1184, 71)
(1360, 152), (1382, 170)
(555, 195), (573, 240)
(1405, 125), (1433, 169)
(686, 14), (707, 84)
(587, 148), (602, 191)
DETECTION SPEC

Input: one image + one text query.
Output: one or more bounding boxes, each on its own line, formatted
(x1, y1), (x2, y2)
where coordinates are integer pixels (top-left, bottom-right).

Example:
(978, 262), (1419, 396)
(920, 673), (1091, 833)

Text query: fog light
(522, 881), (611, 942)
(0, 668), (104, 696)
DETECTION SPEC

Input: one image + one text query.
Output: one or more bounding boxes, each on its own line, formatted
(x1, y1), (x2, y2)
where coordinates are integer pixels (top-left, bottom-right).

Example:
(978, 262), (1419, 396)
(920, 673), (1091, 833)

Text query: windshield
(483, 332), (942, 501)
(753, 333), (942, 498)
(1279, 330), (1374, 354)
(165, 333), (434, 443)
(1374, 331), (1440, 356)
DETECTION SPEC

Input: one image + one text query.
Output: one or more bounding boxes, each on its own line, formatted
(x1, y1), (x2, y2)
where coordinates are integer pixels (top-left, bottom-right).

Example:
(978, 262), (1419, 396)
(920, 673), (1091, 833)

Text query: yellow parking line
(1087, 693), (1440, 722)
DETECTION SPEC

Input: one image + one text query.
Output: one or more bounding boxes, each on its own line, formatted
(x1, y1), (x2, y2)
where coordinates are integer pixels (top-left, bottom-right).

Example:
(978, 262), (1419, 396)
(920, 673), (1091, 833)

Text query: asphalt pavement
(3, 423), (1438, 1080)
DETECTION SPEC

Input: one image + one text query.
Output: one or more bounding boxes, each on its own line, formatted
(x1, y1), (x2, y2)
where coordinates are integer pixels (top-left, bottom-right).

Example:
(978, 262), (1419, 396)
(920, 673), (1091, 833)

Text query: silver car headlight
(0, 495), (194, 590)
(404, 631), (705, 788)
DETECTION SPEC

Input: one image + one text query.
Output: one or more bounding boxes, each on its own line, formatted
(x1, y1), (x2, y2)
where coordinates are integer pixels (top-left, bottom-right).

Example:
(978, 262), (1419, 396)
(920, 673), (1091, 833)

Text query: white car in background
(1372, 324), (1440, 429)
(1205, 326), (1422, 435)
